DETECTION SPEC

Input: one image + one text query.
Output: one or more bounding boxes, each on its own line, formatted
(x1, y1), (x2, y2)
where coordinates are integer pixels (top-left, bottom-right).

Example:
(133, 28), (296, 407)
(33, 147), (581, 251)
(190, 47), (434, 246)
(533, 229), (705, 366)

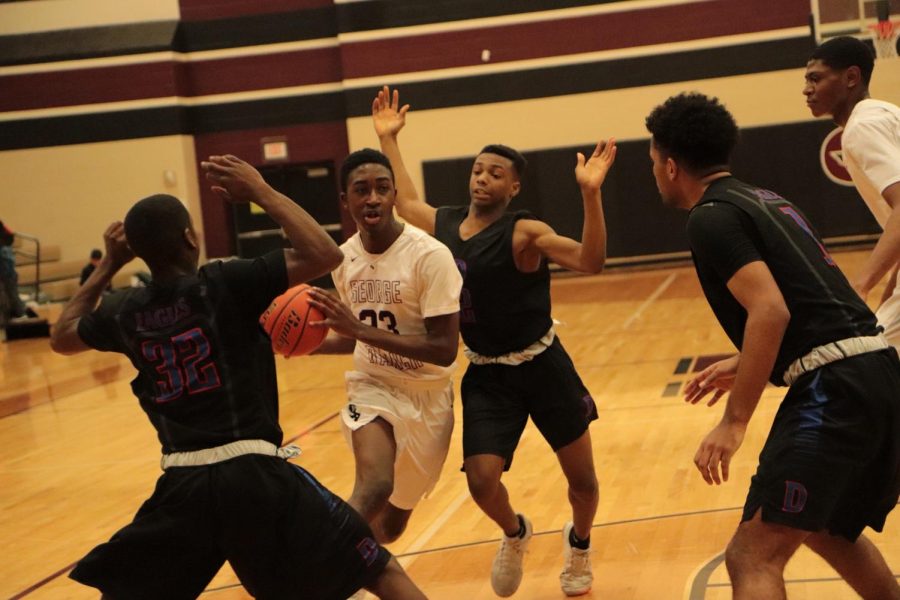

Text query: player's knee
(354, 477), (394, 511)
(568, 471), (599, 500)
(725, 532), (784, 580)
(465, 471), (498, 503)
(725, 536), (754, 579)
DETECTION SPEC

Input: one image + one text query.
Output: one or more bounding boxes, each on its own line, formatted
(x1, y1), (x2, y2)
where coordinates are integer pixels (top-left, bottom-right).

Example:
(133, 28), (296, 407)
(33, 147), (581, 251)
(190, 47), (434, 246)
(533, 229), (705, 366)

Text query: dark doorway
(232, 161), (342, 288)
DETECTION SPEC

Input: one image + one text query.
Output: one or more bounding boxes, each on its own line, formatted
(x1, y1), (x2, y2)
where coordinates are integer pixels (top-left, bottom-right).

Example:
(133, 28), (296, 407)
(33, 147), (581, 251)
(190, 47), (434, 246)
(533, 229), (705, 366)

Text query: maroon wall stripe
(193, 120), (351, 257)
(339, 0), (809, 79)
(179, 0), (333, 22)
(184, 47), (343, 96)
(0, 62), (181, 112)
(0, 48), (343, 112)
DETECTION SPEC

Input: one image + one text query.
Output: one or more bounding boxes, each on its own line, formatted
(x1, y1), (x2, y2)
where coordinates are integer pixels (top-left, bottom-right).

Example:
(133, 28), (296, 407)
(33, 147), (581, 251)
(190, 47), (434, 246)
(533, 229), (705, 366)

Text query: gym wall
(2, 0), (898, 262)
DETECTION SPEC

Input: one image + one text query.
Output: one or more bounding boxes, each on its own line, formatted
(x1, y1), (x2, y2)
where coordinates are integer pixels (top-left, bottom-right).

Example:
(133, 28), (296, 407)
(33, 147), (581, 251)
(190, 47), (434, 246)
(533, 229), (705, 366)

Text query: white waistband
(464, 327), (555, 366)
(160, 439), (302, 471)
(783, 334), (889, 386)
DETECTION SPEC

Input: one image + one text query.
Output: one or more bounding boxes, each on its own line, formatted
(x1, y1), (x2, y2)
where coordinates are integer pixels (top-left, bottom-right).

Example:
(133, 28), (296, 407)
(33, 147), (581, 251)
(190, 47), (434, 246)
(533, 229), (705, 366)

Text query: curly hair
(645, 92), (739, 174)
(340, 148), (394, 191)
(810, 36), (875, 86)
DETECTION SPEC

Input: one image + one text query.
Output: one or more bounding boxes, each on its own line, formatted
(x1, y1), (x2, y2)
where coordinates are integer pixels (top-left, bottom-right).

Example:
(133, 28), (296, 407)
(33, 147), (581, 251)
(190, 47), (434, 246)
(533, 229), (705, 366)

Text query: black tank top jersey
(77, 251), (289, 453)
(435, 206), (553, 356)
(688, 177), (878, 385)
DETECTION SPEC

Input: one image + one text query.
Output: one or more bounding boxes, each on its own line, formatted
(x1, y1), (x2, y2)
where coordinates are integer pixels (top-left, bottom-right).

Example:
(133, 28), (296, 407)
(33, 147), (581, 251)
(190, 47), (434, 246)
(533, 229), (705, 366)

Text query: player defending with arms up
(50, 155), (426, 600)
(308, 148), (462, 545)
(805, 36), (900, 347)
(373, 86), (615, 597)
(646, 92), (900, 600)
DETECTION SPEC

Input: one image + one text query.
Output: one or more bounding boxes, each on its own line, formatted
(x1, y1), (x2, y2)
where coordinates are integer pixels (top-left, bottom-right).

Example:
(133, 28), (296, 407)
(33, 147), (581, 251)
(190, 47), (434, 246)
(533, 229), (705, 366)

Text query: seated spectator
(80, 249), (103, 285)
(0, 220), (36, 323)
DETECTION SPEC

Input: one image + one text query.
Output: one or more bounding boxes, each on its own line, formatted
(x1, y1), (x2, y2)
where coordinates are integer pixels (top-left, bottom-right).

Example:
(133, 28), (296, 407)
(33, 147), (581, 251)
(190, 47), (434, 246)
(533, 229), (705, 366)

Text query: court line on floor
(9, 562), (78, 600)
(397, 489), (472, 570)
(621, 272), (677, 330)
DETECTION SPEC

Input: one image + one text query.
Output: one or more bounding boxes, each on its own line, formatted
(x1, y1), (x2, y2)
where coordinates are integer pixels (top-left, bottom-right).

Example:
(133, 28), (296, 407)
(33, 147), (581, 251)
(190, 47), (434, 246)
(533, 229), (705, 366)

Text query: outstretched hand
(306, 287), (363, 339)
(201, 154), (266, 203)
(575, 138), (617, 193)
(103, 221), (135, 268)
(683, 354), (739, 407)
(372, 85), (409, 139)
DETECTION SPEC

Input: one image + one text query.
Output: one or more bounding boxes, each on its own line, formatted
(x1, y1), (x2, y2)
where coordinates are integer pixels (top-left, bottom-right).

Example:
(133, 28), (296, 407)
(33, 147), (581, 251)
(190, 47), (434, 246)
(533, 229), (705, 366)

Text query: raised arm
(373, 86), (437, 234)
(692, 261), (790, 485)
(517, 139), (616, 274)
(50, 221), (134, 355)
(307, 287), (459, 366)
(201, 155), (342, 287)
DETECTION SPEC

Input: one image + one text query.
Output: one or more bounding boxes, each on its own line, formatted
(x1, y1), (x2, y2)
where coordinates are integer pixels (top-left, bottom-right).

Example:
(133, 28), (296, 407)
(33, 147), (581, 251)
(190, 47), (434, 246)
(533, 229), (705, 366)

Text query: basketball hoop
(868, 19), (900, 59)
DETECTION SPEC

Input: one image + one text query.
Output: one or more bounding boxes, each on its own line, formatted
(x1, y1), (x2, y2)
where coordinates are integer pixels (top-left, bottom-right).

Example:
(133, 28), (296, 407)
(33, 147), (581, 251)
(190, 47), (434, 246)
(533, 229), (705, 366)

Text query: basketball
(259, 284), (328, 357)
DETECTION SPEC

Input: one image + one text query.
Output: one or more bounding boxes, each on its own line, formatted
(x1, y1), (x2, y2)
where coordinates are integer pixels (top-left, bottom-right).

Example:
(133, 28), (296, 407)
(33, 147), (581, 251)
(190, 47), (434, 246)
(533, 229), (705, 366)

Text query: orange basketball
(259, 284), (328, 357)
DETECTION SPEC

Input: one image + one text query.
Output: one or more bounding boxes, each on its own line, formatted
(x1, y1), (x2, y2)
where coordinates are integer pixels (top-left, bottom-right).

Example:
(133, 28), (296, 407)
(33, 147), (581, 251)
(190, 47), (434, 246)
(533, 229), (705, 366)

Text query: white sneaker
(491, 514), (533, 597)
(560, 521), (593, 596)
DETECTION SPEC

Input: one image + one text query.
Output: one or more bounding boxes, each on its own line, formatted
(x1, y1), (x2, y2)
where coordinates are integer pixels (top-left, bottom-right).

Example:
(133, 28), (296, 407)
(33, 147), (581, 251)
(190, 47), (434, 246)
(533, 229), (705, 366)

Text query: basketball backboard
(811, 0), (898, 40)
(811, 0), (900, 57)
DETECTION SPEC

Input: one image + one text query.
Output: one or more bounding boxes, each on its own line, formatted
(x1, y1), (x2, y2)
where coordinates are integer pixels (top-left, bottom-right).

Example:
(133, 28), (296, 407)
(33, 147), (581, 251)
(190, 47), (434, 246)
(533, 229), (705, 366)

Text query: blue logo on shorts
(782, 480), (808, 513)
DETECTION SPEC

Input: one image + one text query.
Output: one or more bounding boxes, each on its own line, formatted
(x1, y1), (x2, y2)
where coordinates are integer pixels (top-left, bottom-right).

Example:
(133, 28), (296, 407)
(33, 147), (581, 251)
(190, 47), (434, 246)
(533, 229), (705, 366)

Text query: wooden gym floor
(1, 249), (897, 599)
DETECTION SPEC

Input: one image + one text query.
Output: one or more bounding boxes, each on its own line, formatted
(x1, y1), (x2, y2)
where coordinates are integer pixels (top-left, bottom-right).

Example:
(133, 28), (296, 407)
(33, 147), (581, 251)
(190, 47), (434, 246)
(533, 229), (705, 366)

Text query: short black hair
(645, 92), (739, 174)
(810, 36), (875, 86)
(90, 248), (102, 260)
(124, 194), (193, 268)
(479, 144), (527, 178)
(340, 148), (394, 191)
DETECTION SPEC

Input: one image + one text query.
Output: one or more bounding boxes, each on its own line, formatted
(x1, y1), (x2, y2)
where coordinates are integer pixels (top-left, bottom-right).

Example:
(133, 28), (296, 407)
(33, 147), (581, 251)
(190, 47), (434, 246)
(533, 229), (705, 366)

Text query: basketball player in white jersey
(805, 36), (900, 346)
(308, 148), (462, 546)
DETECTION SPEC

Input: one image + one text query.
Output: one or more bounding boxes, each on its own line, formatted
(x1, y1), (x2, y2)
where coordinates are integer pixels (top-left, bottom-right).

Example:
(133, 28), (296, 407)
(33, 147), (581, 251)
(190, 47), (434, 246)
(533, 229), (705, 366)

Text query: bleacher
(13, 236), (140, 303)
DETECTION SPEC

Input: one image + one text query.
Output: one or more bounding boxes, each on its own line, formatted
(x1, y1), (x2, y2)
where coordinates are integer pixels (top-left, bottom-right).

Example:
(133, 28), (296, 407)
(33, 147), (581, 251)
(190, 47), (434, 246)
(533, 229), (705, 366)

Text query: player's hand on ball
(306, 287), (364, 340)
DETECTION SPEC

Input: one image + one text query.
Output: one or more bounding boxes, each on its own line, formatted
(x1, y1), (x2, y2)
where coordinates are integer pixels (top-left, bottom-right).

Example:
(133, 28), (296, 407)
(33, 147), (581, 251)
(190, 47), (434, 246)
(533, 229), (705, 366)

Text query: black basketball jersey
(688, 177), (878, 385)
(78, 251), (289, 453)
(434, 206), (552, 356)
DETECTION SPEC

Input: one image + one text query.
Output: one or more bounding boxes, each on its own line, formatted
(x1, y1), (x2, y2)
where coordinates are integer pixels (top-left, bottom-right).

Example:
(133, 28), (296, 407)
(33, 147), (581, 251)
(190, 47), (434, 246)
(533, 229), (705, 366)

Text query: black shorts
(461, 336), (598, 468)
(70, 454), (391, 600)
(742, 349), (900, 541)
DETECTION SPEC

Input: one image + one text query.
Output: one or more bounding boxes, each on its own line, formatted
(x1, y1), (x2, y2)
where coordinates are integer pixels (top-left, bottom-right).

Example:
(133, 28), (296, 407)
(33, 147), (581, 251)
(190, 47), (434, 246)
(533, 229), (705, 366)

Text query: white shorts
(340, 371), (454, 510)
(877, 282), (900, 350)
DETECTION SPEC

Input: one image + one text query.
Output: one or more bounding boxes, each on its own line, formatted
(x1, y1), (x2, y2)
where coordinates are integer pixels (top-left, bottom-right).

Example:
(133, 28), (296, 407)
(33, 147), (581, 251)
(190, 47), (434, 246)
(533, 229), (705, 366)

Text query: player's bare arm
(50, 221), (134, 355)
(683, 353), (740, 407)
(373, 86), (437, 234)
(308, 287), (459, 366)
(693, 261), (790, 486)
(514, 139), (616, 273)
(853, 181), (900, 302)
(201, 154), (342, 287)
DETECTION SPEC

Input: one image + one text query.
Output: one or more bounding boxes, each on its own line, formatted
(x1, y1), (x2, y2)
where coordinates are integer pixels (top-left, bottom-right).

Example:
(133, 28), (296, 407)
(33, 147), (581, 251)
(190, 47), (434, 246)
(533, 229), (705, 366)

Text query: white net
(870, 20), (900, 58)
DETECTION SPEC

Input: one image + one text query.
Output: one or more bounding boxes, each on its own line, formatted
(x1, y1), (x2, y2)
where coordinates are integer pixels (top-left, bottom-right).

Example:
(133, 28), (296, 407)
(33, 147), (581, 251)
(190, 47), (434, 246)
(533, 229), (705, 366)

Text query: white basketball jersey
(842, 98), (900, 348)
(333, 224), (462, 381)
(842, 99), (900, 228)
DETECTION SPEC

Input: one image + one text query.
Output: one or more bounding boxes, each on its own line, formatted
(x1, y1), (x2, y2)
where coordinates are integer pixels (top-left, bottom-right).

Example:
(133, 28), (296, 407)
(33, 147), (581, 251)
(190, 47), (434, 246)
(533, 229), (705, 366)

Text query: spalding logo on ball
(259, 284), (328, 357)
